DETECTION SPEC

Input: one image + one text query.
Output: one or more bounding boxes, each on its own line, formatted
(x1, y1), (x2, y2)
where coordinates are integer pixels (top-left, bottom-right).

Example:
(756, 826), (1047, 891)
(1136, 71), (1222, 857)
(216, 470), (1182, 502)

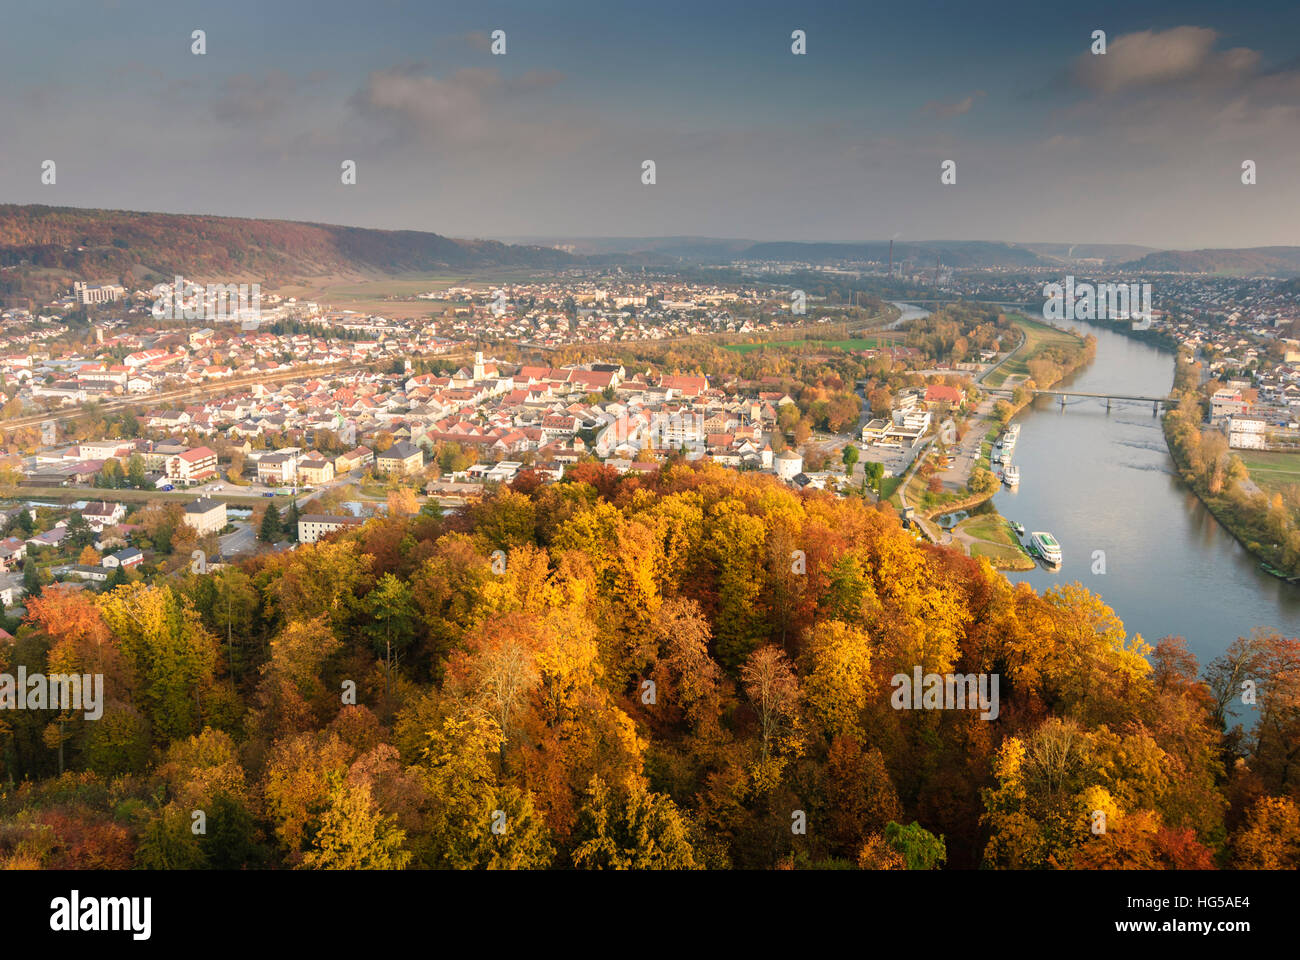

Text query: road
(215, 471), (363, 558)
(935, 398), (996, 489)
(973, 317), (1037, 389)
(218, 523), (257, 558)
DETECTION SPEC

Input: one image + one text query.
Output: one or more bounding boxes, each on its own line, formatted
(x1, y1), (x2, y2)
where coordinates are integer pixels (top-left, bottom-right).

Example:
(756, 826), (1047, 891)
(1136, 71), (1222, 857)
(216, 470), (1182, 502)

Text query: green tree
(97, 459), (122, 489)
(842, 444), (860, 477)
(968, 466), (997, 494)
(12, 509), (34, 537)
(127, 453), (147, 489)
(415, 713), (553, 869)
(367, 573), (417, 696)
(209, 567), (260, 679)
(135, 803), (207, 869)
(65, 512), (93, 549)
(884, 820), (947, 870)
(85, 708), (151, 776)
(204, 793), (265, 869)
(259, 503), (283, 543)
(23, 557), (42, 599)
(863, 461), (885, 496)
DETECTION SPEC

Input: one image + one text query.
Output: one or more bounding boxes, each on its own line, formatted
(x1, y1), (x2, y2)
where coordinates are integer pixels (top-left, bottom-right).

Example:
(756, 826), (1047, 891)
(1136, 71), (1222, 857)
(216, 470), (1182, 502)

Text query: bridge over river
(988, 387), (1173, 412)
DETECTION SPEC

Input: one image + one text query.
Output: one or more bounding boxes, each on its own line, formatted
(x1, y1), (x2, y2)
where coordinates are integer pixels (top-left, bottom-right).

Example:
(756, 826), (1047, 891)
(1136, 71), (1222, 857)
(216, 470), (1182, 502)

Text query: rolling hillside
(1121, 246), (1300, 277)
(0, 204), (578, 297)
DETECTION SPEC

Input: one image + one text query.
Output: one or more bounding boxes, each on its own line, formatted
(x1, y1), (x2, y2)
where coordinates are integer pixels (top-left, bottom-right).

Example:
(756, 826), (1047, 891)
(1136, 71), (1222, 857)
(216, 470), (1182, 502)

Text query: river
(893, 303), (1300, 667)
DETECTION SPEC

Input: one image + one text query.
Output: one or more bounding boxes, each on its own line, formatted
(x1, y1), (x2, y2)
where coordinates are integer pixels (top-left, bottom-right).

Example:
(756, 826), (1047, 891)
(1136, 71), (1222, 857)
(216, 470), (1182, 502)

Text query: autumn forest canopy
(1, 462), (1298, 870)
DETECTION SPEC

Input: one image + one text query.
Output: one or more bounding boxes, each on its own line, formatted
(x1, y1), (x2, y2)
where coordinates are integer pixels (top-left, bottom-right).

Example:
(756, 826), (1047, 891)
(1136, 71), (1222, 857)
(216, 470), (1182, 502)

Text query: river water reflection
(981, 317), (1300, 666)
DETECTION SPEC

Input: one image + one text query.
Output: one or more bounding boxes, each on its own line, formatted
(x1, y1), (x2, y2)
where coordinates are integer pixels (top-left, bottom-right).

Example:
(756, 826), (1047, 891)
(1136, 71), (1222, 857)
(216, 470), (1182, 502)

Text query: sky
(2, 0), (1299, 249)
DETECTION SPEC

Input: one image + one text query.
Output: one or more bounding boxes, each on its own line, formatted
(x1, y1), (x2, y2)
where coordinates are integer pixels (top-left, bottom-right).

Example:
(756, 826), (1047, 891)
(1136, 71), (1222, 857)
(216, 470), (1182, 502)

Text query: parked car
(161, 484), (174, 491)
(263, 492), (274, 497)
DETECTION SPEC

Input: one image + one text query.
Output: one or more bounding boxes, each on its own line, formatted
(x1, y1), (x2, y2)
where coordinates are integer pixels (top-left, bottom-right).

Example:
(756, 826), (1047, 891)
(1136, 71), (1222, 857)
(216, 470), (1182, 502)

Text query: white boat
(1030, 531), (1062, 565)
(1003, 465), (1020, 486)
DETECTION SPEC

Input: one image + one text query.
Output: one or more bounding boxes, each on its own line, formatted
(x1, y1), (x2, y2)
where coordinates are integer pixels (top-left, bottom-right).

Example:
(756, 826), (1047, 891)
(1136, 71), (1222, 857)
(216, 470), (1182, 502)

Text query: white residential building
(1228, 415), (1268, 450)
(183, 497), (227, 536)
(298, 513), (366, 544)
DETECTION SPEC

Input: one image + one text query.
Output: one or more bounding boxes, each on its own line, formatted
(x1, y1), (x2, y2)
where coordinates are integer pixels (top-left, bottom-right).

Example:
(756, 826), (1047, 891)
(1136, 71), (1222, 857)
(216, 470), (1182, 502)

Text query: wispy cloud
(212, 71), (298, 125)
(351, 65), (566, 147)
(1071, 26), (1259, 93)
(921, 91), (985, 118)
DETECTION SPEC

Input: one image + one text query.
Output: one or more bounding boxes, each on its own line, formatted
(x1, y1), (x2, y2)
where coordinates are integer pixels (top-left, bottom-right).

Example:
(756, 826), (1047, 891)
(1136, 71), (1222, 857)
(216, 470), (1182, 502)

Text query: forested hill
(0, 204), (578, 290)
(1, 462), (1294, 870)
(1121, 246), (1300, 277)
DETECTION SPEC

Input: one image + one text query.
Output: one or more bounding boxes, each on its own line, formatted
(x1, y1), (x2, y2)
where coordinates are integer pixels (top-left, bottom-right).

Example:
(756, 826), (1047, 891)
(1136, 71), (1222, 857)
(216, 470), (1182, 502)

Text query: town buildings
(182, 497), (227, 536)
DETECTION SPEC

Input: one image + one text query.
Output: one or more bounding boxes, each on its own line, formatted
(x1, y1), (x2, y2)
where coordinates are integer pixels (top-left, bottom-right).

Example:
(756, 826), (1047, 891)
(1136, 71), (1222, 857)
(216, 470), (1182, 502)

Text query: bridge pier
(1106, 398), (1111, 412)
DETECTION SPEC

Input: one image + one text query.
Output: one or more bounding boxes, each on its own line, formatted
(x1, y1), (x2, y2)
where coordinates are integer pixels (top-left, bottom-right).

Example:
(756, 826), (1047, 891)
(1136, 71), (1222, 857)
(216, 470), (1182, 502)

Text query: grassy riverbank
(931, 314), (1093, 561)
(894, 309), (1093, 547)
(953, 512), (1036, 569)
(1161, 349), (1300, 580)
(983, 313), (1089, 388)
(1163, 409), (1297, 579)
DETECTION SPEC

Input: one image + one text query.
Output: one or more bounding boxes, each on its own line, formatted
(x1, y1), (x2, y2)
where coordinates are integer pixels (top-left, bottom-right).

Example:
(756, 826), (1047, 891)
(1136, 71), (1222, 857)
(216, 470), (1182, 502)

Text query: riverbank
(1162, 405), (1299, 582)
(1077, 316), (1180, 352)
(927, 502), (1035, 569)
(894, 309), (1092, 541)
(951, 512), (1036, 570)
(934, 314), (1093, 566)
(983, 313), (1094, 389)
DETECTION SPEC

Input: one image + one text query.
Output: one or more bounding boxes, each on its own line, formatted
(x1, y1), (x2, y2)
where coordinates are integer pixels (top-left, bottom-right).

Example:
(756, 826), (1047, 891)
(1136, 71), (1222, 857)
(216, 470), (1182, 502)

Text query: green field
(983, 314), (1082, 387)
(724, 336), (890, 355)
(970, 540), (1030, 564)
(956, 514), (1033, 567)
(10, 486), (297, 507)
(1239, 450), (1300, 495)
(958, 514), (1013, 542)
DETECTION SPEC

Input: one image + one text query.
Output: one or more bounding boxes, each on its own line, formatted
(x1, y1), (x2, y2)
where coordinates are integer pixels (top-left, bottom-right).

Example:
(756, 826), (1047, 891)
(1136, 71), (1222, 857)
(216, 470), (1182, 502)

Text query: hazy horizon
(7, 200), (1294, 255)
(3, 0), (1299, 248)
